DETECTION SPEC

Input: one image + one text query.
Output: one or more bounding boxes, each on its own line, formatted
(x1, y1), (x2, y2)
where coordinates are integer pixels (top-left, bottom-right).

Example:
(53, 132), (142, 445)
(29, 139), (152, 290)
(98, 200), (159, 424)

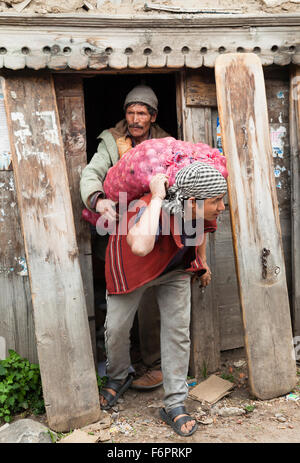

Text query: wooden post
(290, 67), (300, 338)
(178, 70), (221, 376)
(215, 53), (296, 399)
(2, 73), (100, 431)
(54, 75), (96, 360)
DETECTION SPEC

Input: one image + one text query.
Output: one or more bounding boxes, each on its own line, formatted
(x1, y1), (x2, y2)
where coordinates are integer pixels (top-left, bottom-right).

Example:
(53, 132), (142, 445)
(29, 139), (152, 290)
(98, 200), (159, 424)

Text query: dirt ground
(105, 348), (300, 444)
(18, 347), (300, 444)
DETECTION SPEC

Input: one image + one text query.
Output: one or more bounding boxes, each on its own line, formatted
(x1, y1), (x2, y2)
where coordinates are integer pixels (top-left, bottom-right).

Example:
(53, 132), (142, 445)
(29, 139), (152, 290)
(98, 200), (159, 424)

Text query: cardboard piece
(13, 0), (33, 13)
(81, 415), (112, 432)
(188, 374), (234, 404)
(59, 429), (99, 444)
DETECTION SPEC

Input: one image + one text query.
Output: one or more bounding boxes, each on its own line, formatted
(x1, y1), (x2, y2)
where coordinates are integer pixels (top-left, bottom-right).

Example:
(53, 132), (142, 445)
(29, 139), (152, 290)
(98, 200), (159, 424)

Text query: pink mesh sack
(103, 137), (228, 203)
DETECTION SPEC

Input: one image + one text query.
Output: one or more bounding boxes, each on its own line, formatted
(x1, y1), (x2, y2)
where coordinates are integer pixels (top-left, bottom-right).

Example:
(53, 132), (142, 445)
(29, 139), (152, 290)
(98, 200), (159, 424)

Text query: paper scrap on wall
(0, 90), (12, 170)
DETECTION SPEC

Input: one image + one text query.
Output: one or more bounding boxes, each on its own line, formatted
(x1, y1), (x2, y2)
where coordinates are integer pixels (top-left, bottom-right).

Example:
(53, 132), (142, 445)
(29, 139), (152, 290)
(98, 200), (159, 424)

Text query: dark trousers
(138, 287), (161, 369)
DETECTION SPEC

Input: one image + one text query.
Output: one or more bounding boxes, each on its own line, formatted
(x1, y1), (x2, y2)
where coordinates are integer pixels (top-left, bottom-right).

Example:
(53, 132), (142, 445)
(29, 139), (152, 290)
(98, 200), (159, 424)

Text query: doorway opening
(83, 72), (178, 365)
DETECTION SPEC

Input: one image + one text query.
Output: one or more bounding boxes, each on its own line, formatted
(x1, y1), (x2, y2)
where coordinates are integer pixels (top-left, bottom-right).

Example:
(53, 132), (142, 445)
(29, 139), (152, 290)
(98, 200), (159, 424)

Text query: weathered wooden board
(190, 233), (220, 376)
(2, 73), (100, 431)
(0, 16), (299, 71)
(290, 67), (300, 338)
(0, 170), (38, 363)
(54, 75), (96, 360)
(215, 53), (296, 399)
(265, 78), (292, 296)
(213, 73), (293, 352)
(0, 81), (37, 363)
(213, 202), (244, 351)
(186, 71), (217, 107)
(212, 90), (245, 352)
(181, 72), (221, 375)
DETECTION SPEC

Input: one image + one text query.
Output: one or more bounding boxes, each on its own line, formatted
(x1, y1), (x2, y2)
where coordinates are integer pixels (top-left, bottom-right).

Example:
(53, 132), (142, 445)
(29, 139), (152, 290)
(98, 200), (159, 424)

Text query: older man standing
(80, 84), (170, 389)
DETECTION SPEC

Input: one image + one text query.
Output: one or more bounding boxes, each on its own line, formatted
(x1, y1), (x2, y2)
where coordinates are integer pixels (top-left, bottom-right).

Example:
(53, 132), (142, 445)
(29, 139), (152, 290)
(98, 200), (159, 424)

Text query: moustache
(129, 124), (143, 129)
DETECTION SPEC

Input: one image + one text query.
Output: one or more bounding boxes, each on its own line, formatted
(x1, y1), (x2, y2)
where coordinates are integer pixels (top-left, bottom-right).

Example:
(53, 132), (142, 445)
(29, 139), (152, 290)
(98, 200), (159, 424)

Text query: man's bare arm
(127, 174), (169, 256)
(197, 233), (212, 287)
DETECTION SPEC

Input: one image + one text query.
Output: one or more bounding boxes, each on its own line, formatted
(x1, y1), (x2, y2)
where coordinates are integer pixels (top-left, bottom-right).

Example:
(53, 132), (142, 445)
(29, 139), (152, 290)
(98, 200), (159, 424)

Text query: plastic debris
(285, 393), (300, 401)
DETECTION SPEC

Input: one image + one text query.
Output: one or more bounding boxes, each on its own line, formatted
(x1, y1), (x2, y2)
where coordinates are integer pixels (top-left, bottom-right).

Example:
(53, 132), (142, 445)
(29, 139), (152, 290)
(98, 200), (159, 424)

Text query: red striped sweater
(105, 193), (217, 295)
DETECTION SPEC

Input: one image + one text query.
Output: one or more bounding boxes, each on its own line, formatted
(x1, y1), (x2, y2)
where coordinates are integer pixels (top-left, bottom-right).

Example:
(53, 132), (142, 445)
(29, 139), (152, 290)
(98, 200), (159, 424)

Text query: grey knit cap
(124, 85), (158, 111)
(163, 161), (227, 216)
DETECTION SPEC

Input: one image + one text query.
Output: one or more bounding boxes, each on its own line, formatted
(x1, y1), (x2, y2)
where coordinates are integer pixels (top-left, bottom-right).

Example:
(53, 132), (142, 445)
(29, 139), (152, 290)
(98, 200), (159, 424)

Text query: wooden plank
(0, 81), (37, 363)
(186, 71), (217, 107)
(0, 18), (299, 72)
(265, 77), (292, 299)
(290, 67), (300, 338)
(213, 74), (293, 352)
(175, 72), (184, 140)
(2, 73), (100, 431)
(215, 53), (296, 399)
(181, 72), (221, 375)
(0, 170), (38, 363)
(214, 209), (244, 351)
(184, 105), (206, 143)
(190, 233), (220, 376)
(54, 75), (96, 361)
(219, 304), (244, 352)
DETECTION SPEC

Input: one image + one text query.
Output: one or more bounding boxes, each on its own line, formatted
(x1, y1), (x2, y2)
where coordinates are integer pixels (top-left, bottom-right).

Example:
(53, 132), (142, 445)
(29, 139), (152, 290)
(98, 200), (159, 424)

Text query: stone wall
(0, 0), (300, 15)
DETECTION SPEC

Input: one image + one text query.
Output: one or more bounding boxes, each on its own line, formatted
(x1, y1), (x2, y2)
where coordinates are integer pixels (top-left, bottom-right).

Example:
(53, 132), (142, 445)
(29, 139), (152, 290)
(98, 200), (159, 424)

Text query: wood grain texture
(265, 77), (292, 302)
(190, 233), (220, 376)
(212, 74), (293, 352)
(2, 73), (100, 431)
(0, 79), (37, 362)
(289, 67), (300, 338)
(214, 208), (244, 351)
(211, 108), (245, 351)
(0, 19), (299, 71)
(186, 71), (217, 107)
(181, 73), (221, 375)
(54, 75), (96, 360)
(0, 170), (38, 363)
(215, 53), (296, 399)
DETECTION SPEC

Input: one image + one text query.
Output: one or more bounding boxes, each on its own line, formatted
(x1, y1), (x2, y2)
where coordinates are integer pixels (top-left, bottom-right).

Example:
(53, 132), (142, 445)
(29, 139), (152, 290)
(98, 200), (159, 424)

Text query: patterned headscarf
(162, 161), (227, 216)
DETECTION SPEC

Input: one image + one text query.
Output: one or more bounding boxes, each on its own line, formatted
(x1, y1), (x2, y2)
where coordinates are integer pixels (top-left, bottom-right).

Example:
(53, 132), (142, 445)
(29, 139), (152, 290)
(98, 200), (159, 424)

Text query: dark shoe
(160, 406), (198, 437)
(131, 369), (163, 390)
(100, 375), (133, 410)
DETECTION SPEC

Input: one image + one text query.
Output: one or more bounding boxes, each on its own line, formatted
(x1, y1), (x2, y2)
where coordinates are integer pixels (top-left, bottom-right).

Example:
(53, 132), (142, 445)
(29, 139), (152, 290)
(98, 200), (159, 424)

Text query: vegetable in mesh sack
(103, 137), (227, 203)
(81, 137), (228, 231)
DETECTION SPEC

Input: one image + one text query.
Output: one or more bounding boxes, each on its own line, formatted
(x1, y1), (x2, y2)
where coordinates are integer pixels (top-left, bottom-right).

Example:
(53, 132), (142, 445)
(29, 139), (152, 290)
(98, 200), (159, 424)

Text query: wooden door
(2, 72), (100, 431)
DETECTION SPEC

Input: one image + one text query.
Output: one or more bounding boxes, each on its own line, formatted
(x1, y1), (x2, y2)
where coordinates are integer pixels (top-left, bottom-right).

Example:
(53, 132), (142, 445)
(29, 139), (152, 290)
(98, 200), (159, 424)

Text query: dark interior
(83, 73), (178, 161)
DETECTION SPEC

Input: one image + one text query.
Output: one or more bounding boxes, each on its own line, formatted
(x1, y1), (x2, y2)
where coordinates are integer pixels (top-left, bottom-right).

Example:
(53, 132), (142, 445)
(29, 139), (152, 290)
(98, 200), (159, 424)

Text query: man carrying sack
(99, 162), (228, 437)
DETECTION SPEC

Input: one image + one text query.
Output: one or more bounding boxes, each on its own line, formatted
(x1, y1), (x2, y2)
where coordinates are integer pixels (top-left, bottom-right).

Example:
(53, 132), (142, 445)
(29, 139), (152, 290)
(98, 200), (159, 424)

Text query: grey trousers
(104, 269), (192, 412)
